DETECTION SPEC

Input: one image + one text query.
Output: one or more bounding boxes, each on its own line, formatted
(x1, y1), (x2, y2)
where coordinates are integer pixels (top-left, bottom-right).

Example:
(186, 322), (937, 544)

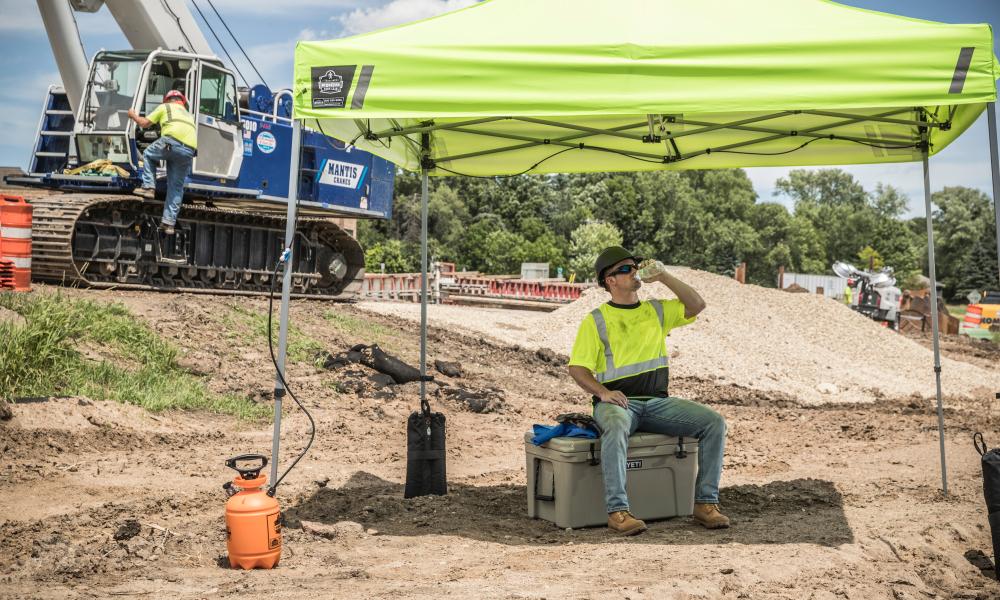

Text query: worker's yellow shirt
(569, 299), (695, 398)
(148, 102), (198, 149)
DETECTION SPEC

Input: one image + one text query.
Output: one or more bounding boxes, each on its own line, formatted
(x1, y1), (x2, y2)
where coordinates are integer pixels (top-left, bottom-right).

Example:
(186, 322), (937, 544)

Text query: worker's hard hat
(595, 246), (643, 285)
(164, 90), (188, 106)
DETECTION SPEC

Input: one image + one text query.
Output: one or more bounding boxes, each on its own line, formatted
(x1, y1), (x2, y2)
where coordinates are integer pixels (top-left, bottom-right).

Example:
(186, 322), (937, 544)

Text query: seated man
(567, 246), (730, 535)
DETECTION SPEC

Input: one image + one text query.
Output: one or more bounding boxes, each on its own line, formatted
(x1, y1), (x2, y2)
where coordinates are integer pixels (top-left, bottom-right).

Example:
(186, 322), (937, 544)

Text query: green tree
(569, 221), (623, 281)
(364, 239), (417, 273)
(871, 183), (909, 219)
(956, 241), (998, 299)
(932, 186), (996, 299)
(857, 246), (884, 270)
(481, 230), (528, 274)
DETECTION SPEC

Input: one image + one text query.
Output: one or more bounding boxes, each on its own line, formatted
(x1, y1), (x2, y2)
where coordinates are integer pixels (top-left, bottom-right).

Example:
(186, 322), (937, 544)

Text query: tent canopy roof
(292, 0), (999, 175)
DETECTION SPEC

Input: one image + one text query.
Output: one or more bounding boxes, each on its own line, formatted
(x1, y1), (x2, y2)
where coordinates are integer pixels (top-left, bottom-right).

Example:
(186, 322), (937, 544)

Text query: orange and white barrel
(962, 304), (983, 331)
(0, 195), (32, 292)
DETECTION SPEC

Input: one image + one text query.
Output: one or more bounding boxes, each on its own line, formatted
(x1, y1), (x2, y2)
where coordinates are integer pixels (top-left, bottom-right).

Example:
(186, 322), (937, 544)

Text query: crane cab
(75, 49), (243, 183)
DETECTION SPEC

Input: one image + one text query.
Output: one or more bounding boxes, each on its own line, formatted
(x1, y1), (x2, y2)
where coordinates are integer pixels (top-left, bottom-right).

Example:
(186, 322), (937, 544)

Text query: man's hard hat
(164, 90), (188, 106)
(594, 246), (642, 284)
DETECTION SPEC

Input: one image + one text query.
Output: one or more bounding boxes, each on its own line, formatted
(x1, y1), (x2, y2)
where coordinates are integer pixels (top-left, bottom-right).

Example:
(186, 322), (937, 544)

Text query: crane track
(29, 194), (365, 299)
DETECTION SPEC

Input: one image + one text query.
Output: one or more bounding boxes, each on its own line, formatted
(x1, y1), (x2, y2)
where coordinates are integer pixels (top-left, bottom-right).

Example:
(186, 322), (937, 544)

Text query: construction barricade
(0, 195), (32, 291)
(961, 305), (987, 338)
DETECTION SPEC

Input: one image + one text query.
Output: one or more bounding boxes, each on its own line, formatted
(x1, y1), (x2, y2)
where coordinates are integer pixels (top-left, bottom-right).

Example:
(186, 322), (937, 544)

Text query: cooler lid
(525, 431), (684, 451)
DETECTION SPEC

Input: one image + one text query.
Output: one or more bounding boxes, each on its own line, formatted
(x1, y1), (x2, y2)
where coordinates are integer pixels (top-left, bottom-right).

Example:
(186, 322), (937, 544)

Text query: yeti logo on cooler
(626, 459), (642, 470)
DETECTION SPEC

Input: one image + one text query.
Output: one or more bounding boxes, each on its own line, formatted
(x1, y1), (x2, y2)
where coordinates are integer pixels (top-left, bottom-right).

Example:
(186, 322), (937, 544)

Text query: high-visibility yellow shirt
(147, 102), (198, 149)
(569, 299), (695, 398)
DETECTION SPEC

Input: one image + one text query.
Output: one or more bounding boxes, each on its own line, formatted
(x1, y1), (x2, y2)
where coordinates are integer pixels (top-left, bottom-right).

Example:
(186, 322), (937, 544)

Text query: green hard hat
(595, 246), (642, 283)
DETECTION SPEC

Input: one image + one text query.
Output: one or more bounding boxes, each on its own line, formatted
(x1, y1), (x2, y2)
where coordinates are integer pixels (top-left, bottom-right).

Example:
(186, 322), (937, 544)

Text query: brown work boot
(693, 503), (731, 529)
(607, 510), (647, 536)
(134, 187), (156, 199)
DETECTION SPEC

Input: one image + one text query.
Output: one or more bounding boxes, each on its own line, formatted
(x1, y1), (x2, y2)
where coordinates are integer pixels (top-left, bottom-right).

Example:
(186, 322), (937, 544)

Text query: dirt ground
(2, 287), (1000, 599)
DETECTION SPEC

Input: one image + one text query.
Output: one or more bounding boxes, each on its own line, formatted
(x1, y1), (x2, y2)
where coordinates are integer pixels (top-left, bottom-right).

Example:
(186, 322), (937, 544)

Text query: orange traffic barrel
(962, 304), (983, 331)
(0, 195), (32, 291)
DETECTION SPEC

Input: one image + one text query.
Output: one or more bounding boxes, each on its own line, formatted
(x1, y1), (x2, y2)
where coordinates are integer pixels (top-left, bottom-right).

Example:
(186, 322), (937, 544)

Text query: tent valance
(292, 0), (998, 176)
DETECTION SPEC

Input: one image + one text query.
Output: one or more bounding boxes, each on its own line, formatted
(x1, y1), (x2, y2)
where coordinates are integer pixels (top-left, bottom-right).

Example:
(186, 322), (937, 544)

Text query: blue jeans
(593, 397), (727, 512)
(142, 136), (194, 226)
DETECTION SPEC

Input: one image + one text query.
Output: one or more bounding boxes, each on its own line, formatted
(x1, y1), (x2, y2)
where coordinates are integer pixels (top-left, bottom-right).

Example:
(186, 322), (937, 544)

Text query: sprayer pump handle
(226, 454), (269, 479)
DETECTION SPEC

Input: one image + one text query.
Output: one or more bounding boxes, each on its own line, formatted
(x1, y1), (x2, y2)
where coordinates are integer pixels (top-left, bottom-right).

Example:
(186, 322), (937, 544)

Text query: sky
(0, 0), (997, 217)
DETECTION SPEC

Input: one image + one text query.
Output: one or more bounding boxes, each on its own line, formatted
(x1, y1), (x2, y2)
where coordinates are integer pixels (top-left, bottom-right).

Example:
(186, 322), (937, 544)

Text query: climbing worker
(567, 246), (730, 535)
(127, 90), (197, 235)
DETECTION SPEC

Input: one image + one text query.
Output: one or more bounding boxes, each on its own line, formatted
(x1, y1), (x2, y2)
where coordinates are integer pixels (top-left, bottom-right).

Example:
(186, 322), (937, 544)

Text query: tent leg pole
(270, 120), (302, 486)
(988, 103), (1000, 287)
(419, 165), (429, 406)
(922, 149), (948, 496)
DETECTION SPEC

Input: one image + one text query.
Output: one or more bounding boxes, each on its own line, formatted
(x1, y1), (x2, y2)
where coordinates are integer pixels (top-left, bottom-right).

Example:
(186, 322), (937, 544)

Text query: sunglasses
(608, 263), (639, 276)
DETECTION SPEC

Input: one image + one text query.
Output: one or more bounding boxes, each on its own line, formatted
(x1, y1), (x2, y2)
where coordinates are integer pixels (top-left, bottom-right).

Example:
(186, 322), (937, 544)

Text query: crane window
(199, 66), (237, 121)
(83, 54), (144, 131)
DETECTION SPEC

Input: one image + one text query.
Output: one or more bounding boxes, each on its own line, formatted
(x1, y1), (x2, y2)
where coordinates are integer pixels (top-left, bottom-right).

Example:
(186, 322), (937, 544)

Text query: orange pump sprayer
(223, 454), (281, 569)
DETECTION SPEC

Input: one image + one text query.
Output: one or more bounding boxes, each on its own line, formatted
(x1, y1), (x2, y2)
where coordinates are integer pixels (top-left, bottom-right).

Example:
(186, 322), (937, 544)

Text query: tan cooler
(524, 432), (698, 529)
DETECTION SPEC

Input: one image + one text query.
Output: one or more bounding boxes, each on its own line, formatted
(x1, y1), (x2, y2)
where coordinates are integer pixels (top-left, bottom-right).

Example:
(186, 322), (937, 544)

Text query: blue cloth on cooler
(531, 422), (598, 446)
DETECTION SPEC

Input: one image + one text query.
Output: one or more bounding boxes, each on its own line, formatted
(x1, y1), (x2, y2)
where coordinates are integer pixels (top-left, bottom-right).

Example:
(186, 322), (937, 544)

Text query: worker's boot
(134, 187), (156, 199)
(692, 503), (730, 529)
(607, 510), (647, 536)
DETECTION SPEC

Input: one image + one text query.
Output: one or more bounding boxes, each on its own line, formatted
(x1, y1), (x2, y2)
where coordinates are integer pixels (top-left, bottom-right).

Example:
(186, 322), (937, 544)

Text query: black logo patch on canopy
(312, 65), (356, 109)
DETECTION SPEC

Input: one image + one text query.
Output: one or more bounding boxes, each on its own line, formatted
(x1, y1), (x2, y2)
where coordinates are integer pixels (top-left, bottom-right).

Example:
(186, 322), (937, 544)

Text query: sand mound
(532, 267), (999, 405)
(359, 266), (999, 406)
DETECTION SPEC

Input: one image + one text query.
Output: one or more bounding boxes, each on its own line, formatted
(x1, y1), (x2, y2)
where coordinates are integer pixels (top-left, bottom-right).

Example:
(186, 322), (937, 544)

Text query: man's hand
(639, 260), (667, 283)
(598, 389), (629, 408)
(568, 365), (629, 408)
(128, 109), (152, 129)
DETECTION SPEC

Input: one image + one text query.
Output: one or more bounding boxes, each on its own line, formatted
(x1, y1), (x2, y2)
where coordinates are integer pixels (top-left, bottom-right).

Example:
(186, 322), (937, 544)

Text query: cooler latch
(675, 436), (688, 459)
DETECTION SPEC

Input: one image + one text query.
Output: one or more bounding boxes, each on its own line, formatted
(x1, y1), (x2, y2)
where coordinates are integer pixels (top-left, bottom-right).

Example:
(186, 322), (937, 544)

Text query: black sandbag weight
(405, 410), (447, 498)
(975, 432), (1000, 579)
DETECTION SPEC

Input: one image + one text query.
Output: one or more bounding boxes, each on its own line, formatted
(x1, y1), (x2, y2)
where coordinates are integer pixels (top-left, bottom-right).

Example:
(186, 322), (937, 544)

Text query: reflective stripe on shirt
(590, 299), (667, 383)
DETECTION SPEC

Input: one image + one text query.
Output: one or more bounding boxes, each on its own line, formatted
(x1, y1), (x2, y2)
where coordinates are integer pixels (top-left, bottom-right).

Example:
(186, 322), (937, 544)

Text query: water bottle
(638, 259), (664, 280)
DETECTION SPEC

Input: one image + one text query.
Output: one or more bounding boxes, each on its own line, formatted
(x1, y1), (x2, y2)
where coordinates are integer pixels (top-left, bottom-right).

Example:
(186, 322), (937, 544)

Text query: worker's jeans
(141, 136), (194, 226)
(593, 397), (727, 513)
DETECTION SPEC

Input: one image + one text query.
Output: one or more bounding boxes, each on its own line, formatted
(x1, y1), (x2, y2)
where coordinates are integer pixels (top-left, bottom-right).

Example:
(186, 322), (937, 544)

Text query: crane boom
(97, 0), (214, 57)
(36, 1), (90, 114)
(38, 0), (215, 113)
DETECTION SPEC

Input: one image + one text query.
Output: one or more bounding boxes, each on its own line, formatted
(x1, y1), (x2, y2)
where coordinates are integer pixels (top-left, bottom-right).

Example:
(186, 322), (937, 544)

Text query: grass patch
(224, 305), (326, 366)
(0, 292), (269, 420)
(946, 304), (967, 318)
(323, 309), (396, 343)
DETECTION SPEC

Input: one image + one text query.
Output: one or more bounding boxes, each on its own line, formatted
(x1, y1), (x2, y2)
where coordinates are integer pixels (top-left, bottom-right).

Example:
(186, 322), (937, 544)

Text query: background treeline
(358, 168), (998, 301)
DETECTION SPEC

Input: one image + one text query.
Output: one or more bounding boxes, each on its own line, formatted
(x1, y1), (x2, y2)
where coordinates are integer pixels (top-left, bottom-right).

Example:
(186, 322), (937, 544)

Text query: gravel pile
(357, 267), (1000, 405)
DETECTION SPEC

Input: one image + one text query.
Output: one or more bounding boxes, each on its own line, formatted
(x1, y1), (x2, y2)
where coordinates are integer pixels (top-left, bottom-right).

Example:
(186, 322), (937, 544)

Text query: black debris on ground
(438, 386), (506, 414)
(435, 360), (463, 378)
(965, 549), (997, 580)
(113, 520), (141, 542)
